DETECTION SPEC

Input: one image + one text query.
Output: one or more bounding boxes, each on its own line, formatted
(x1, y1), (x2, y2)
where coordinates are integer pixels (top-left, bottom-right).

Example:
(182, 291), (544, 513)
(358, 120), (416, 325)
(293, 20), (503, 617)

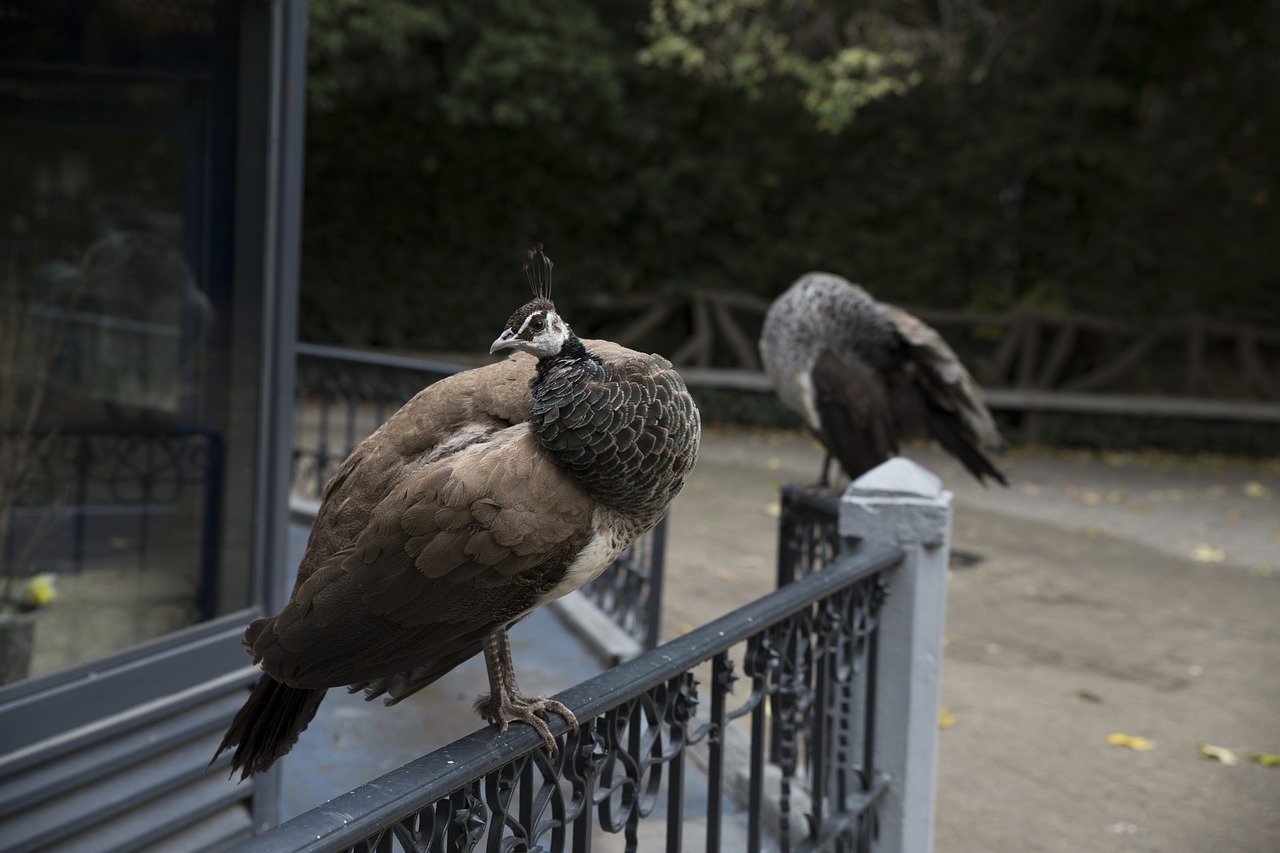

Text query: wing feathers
(250, 425), (595, 690)
(810, 348), (898, 479)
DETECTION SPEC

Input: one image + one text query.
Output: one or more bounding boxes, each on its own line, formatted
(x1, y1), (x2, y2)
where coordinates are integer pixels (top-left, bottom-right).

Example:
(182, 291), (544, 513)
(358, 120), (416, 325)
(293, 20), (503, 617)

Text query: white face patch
(512, 309), (570, 357)
(517, 311), (548, 338)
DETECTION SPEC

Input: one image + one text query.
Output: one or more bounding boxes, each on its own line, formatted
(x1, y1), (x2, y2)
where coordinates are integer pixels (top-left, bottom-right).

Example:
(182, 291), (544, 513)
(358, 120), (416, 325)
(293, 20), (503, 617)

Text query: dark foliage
(299, 0), (1280, 355)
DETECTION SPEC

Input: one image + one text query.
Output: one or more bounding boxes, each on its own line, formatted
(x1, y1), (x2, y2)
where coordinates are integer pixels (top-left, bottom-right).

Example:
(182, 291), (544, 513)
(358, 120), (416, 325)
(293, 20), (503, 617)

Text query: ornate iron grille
(772, 482), (892, 832)
(291, 343), (462, 501)
(291, 343), (667, 651)
(776, 484), (844, 587)
(2, 425), (221, 611)
(235, 543), (901, 853)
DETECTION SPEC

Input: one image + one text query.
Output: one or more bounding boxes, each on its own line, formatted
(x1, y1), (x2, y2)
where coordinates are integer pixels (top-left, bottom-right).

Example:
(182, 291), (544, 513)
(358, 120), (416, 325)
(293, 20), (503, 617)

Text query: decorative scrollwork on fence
(776, 485), (845, 589)
(250, 540), (903, 853)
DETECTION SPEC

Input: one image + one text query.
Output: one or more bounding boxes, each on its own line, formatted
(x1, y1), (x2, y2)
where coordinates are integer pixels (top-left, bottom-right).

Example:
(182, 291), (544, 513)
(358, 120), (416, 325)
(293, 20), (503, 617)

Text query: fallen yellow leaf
(939, 707), (956, 731)
(1190, 544), (1226, 563)
(1107, 733), (1156, 751)
(1251, 753), (1280, 767)
(714, 568), (733, 582)
(763, 502), (781, 518)
(1243, 481), (1273, 500)
(765, 457), (783, 471)
(1197, 743), (1239, 765)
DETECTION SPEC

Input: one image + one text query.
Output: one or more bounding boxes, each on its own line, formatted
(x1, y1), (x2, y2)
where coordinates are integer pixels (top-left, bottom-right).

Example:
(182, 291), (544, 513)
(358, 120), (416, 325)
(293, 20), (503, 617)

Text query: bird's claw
(477, 693), (579, 754)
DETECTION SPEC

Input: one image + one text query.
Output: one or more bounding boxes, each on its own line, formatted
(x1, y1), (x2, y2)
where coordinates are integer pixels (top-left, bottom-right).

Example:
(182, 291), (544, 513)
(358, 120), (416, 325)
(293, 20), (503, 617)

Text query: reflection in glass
(0, 72), (247, 685)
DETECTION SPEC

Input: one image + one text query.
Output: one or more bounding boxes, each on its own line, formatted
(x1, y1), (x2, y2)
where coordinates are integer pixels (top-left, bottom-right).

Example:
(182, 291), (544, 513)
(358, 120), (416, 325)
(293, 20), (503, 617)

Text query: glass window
(1, 67), (252, 685)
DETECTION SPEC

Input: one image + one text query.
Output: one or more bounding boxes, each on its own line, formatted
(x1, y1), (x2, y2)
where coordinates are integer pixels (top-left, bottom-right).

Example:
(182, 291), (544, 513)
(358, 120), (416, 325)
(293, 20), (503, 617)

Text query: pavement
(281, 425), (1280, 852)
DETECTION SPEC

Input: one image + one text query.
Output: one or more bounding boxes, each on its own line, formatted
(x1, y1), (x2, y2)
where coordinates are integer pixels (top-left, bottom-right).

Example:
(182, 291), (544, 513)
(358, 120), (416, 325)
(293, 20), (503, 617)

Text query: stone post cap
(848, 457), (943, 499)
(839, 457), (953, 547)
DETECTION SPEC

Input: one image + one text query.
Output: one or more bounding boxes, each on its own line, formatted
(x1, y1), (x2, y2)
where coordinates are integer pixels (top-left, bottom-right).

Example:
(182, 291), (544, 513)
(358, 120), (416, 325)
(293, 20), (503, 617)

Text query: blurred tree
(297, 0), (1280, 353)
(640, 0), (925, 132)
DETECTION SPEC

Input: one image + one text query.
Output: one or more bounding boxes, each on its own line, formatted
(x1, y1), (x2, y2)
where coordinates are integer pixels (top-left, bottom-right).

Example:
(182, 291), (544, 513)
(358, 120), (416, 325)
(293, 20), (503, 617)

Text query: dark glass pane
(1, 65), (249, 685)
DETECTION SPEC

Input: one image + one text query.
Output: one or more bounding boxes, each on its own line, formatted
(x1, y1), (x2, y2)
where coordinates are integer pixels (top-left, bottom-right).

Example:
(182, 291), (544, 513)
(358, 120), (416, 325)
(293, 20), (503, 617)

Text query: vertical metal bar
(625, 701), (641, 853)
(344, 388), (359, 459)
(747, 674), (766, 853)
(315, 386), (330, 497)
(706, 653), (727, 853)
(572, 801), (592, 853)
(810, 623), (830, 840)
(665, 686), (685, 853)
(863, 622), (878, 806)
(520, 758), (534, 850)
(195, 432), (223, 621)
(645, 517), (667, 651)
(776, 485), (796, 589)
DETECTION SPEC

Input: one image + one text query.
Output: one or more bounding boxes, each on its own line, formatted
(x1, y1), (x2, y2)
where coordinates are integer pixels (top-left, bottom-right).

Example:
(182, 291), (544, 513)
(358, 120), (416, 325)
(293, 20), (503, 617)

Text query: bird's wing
(294, 355), (541, 592)
(810, 348), (898, 479)
(248, 425), (597, 690)
(879, 302), (1008, 484)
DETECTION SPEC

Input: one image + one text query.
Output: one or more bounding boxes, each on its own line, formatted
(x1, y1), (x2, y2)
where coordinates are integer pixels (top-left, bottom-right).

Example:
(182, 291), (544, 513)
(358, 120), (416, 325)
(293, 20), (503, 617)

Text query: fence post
(839, 458), (953, 853)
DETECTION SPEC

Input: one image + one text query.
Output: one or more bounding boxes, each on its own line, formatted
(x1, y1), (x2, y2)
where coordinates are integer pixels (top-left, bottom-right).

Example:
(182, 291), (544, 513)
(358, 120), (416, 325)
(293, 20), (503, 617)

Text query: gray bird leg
(475, 627), (578, 753)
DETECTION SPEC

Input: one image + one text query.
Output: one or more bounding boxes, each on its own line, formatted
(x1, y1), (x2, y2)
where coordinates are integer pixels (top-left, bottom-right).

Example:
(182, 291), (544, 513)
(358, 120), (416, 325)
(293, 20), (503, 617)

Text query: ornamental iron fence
(273, 349), (954, 853)
(233, 540), (905, 853)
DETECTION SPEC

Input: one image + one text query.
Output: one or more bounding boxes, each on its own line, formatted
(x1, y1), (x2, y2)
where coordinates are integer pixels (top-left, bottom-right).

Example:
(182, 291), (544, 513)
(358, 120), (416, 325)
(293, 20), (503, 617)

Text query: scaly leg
(475, 627), (578, 753)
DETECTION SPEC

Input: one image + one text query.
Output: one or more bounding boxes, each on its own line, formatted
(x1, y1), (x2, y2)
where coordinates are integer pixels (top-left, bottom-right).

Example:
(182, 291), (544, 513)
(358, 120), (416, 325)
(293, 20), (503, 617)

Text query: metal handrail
(236, 542), (904, 853)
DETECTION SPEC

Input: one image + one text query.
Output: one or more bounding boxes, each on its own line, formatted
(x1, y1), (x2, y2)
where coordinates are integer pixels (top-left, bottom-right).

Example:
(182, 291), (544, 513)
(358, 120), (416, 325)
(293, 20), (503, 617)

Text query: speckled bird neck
(527, 348), (700, 523)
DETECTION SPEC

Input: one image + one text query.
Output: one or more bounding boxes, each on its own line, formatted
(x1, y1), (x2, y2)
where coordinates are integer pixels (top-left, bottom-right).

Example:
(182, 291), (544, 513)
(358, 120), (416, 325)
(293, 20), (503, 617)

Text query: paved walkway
(663, 428), (1280, 853)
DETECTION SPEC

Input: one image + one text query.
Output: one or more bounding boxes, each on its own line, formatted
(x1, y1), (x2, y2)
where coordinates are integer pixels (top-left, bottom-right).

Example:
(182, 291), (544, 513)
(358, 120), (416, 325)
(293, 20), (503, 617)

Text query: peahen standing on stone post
(760, 271), (1006, 486)
(212, 245), (701, 780)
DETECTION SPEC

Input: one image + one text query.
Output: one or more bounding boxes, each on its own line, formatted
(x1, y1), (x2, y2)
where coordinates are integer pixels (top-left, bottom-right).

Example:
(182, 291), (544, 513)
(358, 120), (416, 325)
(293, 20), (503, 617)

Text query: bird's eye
(529, 316), (546, 332)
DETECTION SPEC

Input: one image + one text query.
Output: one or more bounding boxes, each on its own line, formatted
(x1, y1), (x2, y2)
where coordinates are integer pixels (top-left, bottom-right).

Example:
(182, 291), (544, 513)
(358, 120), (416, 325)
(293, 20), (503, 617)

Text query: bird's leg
(475, 627), (578, 753)
(798, 449), (839, 500)
(819, 449), (833, 487)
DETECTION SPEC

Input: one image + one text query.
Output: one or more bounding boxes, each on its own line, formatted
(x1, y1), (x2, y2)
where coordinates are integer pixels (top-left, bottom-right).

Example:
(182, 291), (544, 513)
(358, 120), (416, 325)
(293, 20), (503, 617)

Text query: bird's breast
(533, 509), (633, 607)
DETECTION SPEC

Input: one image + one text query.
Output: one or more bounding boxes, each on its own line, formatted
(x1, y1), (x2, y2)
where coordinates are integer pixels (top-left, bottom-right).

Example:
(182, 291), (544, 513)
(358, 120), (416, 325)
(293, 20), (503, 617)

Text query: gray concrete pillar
(840, 458), (953, 853)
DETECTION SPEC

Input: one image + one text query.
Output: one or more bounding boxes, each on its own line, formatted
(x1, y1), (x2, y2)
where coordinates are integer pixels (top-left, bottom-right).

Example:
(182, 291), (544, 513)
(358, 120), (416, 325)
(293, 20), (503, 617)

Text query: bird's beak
(489, 329), (519, 354)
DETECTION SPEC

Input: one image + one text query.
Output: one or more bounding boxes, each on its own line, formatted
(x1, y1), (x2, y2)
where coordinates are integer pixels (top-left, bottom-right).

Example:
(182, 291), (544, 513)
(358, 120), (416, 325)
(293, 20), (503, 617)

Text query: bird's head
(490, 244), (581, 359)
(490, 296), (572, 358)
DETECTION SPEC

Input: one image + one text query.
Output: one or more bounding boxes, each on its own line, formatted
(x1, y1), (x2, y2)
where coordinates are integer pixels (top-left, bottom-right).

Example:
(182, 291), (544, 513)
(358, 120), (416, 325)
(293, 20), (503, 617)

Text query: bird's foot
(475, 692), (579, 754)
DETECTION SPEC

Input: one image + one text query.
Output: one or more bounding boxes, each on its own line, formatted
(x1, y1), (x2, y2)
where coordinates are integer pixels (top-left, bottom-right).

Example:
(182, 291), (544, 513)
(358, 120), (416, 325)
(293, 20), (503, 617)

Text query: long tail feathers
(210, 674), (326, 781)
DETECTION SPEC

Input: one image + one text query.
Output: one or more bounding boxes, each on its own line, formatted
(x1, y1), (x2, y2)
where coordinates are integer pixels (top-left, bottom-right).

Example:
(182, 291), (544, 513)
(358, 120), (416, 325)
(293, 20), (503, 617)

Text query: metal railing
(234, 541), (904, 853)
(776, 485), (844, 588)
(291, 343), (667, 651)
(2, 424), (222, 615)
